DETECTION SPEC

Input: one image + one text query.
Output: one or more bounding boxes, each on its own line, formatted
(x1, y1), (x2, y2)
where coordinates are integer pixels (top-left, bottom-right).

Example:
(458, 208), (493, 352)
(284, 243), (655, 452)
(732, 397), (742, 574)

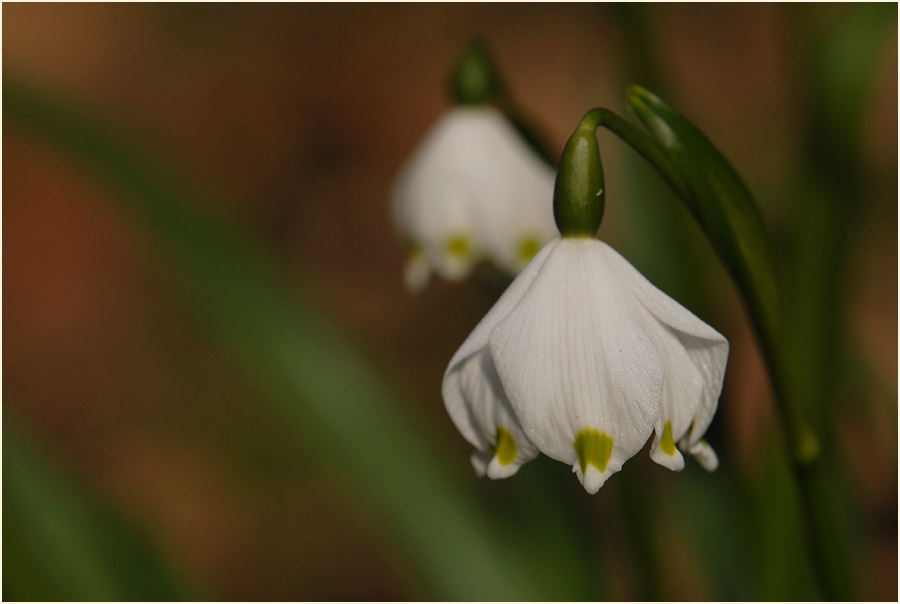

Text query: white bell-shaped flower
(443, 237), (728, 493)
(391, 106), (557, 292)
(441, 104), (731, 493)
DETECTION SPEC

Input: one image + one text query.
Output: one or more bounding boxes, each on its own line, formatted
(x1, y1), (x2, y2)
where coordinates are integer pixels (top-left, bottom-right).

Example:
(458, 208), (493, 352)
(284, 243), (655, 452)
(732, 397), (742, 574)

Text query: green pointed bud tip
(450, 39), (500, 106)
(553, 110), (605, 238)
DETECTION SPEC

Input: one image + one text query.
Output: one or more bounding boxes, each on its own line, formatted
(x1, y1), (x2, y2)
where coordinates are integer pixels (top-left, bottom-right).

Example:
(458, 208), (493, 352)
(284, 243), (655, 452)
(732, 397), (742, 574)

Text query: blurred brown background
(4, 3), (897, 600)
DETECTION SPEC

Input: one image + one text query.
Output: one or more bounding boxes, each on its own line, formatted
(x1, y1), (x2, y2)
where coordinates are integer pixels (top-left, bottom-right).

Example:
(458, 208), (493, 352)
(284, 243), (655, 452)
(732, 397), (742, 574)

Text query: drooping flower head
(442, 109), (729, 493)
(391, 42), (557, 292)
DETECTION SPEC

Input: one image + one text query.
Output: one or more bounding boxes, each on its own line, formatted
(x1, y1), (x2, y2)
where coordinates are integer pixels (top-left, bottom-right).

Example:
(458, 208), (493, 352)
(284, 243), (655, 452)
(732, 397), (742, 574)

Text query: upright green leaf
(779, 6), (897, 600)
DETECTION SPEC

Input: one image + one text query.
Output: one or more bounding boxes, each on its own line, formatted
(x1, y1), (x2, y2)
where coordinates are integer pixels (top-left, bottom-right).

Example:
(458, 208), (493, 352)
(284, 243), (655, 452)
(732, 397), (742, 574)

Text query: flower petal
(648, 420), (686, 472)
(470, 450), (490, 476)
(433, 229), (477, 281)
(644, 321), (705, 471)
(405, 180), (479, 281)
(443, 349), (539, 477)
(600, 241), (725, 341)
(442, 240), (559, 475)
(678, 330), (728, 447)
(471, 153), (557, 274)
(391, 110), (489, 281)
(403, 249), (431, 293)
(392, 107), (558, 283)
(684, 438), (719, 471)
(489, 239), (664, 492)
(444, 238), (559, 373)
(601, 241), (729, 451)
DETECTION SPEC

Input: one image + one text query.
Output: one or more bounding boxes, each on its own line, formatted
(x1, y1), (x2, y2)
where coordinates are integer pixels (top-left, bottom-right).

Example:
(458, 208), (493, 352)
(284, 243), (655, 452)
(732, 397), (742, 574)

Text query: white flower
(391, 106), (558, 292)
(442, 236), (728, 493)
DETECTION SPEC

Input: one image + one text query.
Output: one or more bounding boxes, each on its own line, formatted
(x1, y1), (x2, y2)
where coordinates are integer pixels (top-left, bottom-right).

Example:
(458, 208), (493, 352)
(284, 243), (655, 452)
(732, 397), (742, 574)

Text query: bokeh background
(3, 3), (897, 601)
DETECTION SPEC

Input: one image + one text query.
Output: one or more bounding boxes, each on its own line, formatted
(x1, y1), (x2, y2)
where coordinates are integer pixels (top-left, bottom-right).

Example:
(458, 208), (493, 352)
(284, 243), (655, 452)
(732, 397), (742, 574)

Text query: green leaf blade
(626, 86), (781, 349)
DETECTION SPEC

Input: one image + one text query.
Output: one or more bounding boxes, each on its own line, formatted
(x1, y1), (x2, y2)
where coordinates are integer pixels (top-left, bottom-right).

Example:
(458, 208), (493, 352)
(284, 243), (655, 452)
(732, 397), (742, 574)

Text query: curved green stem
(578, 107), (690, 202)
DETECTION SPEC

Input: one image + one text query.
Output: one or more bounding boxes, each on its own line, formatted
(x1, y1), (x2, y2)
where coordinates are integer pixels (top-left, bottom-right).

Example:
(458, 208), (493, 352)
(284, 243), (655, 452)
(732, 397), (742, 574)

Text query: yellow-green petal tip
(445, 234), (471, 259)
(516, 234), (542, 265)
(495, 426), (517, 466)
(574, 428), (613, 474)
(660, 421), (677, 456)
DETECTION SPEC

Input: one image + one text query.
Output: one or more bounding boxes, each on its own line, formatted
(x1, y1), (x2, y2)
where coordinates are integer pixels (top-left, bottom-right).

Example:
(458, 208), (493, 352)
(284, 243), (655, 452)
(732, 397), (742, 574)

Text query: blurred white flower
(442, 237), (728, 493)
(391, 106), (557, 292)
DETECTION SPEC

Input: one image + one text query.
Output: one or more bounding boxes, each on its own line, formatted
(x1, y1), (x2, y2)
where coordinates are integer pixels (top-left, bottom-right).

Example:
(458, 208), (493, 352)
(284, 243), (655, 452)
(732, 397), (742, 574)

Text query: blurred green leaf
(780, 6), (897, 600)
(3, 417), (192, 601)
(667, 464), (755, 600)
(3, 78), (593, 600)
(787, 1), (896, 427)
(807, 2), (897, 163)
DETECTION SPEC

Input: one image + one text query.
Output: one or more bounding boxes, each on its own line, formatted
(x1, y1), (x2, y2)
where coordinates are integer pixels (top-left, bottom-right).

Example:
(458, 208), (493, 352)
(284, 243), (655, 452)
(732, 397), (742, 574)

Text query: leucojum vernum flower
(391, 43), (557, 292)
(391, 107), (557, 292)
(442, 110), (729, 493)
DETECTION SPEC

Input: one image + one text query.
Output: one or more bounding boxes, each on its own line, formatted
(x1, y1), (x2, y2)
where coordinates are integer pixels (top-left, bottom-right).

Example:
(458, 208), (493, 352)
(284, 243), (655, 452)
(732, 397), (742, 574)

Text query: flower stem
(576, 108), (689, 202)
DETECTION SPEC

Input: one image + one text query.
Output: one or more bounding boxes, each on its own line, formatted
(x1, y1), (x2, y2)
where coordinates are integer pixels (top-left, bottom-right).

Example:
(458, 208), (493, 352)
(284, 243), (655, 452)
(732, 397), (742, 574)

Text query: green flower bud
(553, 111), (605, 238)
